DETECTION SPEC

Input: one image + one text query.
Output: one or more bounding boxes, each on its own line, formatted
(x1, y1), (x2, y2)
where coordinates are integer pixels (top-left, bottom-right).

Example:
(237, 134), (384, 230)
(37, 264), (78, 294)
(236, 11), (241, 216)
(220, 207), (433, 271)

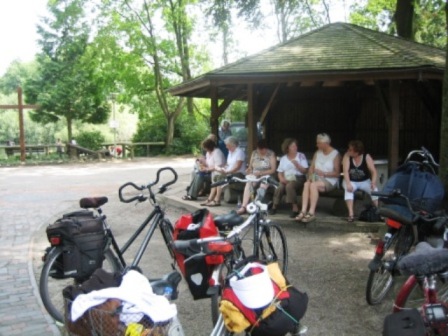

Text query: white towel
(71, 270), (177, 323)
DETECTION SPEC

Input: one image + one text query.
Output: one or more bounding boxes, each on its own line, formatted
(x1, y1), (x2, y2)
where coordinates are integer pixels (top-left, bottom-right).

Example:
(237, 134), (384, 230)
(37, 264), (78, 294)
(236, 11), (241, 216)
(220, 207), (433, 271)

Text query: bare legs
(299, 180), (325, 221)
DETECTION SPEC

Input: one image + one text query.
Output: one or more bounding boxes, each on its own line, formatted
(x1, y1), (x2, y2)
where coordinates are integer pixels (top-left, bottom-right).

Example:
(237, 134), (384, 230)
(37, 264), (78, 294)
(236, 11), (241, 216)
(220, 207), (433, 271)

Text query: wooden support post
(247, 84), (256, 158)
(388, 80), (400, 175)
(17, 87), (26, 162)
(210, 85), (219, 137)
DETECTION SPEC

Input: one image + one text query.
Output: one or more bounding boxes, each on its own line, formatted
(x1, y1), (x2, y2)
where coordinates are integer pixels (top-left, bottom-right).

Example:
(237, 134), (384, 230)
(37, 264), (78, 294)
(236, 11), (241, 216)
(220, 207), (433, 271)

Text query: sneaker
(268, 208), (277, 215)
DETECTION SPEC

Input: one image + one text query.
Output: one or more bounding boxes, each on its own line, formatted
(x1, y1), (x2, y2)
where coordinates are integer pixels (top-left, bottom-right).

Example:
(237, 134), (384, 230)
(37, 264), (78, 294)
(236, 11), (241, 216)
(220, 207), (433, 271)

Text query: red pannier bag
(173, 209), (222, 300)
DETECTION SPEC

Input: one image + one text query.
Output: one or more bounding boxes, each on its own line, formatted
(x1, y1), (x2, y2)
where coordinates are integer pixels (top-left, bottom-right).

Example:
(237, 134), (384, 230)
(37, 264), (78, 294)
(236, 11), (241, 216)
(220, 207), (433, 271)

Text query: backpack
(46, 210), (106, 281)
(173, 209), (221, 300)
(220, 262), (308, 336)
(381, 162), (444, 213)
(358, 205), (382, 222)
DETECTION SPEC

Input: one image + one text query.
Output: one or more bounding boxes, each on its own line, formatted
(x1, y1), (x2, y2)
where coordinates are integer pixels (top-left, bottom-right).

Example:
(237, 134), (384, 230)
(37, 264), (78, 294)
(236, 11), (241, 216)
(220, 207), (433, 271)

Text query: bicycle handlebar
(118, 167), (178, 203)
(373, 189), (447, 225)
(405, 146), (439, 167)
(210, 174), (279, 188)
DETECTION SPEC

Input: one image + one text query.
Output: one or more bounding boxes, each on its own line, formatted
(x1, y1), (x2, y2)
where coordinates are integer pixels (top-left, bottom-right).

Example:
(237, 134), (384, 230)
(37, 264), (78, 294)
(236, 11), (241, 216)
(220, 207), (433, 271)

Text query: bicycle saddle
(214, 212), (244, 230)
(150, 271), (182, 300)
(398, 242), (448, 276)
(378, 204), (414, 226)
(79, 197), (108, 209)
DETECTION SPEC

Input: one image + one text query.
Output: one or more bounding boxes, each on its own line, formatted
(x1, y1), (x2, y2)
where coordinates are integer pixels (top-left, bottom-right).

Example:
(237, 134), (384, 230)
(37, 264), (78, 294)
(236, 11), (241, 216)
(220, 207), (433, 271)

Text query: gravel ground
(24, 159), (404, 335)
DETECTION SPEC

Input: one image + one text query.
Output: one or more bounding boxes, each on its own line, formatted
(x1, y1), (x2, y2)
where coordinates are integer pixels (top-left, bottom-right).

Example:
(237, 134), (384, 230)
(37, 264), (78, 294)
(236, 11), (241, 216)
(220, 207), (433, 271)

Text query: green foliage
(25, 0), (110, 141)
(75, 130), (105, 150)
(133, 110), (208, 155)
(0, 61), (38, 95)
(350, 0), (446, 48)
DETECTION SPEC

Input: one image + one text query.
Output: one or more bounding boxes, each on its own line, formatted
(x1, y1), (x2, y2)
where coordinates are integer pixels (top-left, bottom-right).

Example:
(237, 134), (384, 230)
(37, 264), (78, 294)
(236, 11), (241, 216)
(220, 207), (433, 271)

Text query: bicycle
(385, 214), (448, 335)
(175, 174), (289, 326)
(40, 167), (180, 323)
(172, 218), (304, 335)
(365, 147), (444, 305)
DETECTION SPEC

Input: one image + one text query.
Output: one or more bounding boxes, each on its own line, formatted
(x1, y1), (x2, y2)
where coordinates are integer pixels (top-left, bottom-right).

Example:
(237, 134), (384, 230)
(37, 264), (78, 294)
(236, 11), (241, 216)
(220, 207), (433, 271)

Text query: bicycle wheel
(394, 274), (448, 311)
(258, 223), (288, 275)
(366, 225), (414, 305)
(39, 246), (120, 323)
(211, 245), (245, 325)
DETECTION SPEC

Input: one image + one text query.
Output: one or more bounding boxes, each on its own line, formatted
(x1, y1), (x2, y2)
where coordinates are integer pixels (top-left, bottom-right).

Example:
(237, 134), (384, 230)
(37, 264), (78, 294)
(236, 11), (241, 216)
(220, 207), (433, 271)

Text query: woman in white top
(296, 133), (341, 223)
(201, 136), (245, 207)
(270, 138), (308, 217)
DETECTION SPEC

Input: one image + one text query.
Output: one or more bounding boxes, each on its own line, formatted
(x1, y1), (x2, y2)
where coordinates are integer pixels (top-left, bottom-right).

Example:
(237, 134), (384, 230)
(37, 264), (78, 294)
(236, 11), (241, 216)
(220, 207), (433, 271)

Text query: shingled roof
(169, 22), (445, 97)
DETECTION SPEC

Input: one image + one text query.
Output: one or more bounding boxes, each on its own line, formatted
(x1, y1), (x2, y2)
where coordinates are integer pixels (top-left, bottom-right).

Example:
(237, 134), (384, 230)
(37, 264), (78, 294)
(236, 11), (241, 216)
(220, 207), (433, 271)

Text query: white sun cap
(229, 262), (274, 309)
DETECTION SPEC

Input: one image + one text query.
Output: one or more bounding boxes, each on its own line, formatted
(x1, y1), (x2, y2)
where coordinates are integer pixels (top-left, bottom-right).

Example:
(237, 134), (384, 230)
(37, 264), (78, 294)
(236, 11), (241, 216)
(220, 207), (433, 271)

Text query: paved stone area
(0, 158), (194, 335)
(1, 157), (389, 335)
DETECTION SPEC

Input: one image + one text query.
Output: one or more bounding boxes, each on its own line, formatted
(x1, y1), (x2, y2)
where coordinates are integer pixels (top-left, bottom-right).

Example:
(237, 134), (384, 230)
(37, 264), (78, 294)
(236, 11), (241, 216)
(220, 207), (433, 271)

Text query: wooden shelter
(169, 23), (445, 173)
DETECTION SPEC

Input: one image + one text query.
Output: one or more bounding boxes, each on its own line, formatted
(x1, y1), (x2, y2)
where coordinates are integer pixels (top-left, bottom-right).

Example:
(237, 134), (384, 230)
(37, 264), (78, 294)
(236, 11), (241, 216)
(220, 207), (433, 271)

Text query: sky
(0, 0), (351, 77)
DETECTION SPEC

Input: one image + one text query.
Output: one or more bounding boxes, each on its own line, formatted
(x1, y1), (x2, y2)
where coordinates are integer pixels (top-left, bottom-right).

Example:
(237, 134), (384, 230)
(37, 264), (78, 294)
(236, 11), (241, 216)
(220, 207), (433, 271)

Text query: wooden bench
(223, 180), (371, 216)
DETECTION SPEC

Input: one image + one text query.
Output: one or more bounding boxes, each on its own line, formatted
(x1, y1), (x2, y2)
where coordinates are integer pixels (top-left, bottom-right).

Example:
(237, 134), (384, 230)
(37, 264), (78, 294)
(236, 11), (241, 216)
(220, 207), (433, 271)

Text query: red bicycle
(385, 216), (448, 335)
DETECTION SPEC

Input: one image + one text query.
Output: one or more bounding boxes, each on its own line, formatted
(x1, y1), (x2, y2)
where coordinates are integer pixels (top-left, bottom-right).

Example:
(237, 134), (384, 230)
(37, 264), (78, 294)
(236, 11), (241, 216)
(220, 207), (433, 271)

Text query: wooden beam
(259, 83), (280, 125)
(17, 87), (26, 162)
(217, 86), (244, 115)
(0, 104), (38, 109)
(388, 80), (400, 175)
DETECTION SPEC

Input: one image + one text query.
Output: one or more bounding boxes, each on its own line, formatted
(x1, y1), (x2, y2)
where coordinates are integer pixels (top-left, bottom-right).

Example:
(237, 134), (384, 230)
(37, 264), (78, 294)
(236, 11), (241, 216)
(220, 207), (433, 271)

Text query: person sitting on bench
(295, 133), (341, 223)
(342, 140), (378, 222)
(270, 138), (308, 217)
(237, 139), (277, 215)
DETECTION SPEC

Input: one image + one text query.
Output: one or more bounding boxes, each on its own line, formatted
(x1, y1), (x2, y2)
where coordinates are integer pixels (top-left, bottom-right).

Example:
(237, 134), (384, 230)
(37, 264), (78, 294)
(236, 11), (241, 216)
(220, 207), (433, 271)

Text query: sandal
(347, 216), (355, 223)
(182, 195), (196, 201)
(302, 213), (316, 223)
(207, 200), (221, 207)
(294, 212), (306, 222)
(200, 199), (213, 206)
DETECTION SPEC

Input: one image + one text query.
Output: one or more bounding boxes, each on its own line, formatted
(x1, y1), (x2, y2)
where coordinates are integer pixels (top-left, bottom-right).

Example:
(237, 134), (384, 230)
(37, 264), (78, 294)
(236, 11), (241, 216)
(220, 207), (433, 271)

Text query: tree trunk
(395, 0), (414, 39)
(66, 116), (73, 142)
(439, 0), (448, 192)
(166, 114), (175, 150)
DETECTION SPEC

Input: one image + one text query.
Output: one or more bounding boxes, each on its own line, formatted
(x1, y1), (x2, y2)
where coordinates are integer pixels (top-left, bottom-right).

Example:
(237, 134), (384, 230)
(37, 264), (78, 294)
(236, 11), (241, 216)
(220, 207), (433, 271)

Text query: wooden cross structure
(0, 87), (38, 162)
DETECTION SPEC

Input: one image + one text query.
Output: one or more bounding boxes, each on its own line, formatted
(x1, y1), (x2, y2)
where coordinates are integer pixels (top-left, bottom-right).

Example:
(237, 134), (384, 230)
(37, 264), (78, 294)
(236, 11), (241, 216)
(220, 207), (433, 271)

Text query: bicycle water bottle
(163, 286), (173, 300)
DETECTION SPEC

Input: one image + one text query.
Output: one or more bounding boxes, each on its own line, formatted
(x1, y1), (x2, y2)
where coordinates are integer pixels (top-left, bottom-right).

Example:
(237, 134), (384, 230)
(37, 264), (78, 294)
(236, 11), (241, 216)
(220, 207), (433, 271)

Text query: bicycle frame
(394, 274), (448, 334)
(103, 203), (171, 269)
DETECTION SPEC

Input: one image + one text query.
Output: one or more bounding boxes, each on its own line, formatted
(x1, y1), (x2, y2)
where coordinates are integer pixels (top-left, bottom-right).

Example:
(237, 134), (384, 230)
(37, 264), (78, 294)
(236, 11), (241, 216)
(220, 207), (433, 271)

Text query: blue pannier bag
(381, 162), (444, 213)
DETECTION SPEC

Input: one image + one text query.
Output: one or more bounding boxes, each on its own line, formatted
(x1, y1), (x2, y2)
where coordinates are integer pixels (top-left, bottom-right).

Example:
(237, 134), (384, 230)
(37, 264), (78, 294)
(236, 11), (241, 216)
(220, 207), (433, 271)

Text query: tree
(24, 0), (109, 141)
(350, 0), (446, 48)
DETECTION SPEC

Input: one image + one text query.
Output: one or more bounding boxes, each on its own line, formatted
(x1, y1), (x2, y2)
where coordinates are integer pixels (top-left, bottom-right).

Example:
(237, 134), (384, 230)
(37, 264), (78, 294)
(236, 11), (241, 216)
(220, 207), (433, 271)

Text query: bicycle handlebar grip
(118, 182), (144, 203)
(210, 178), (230, 188)
(172, 239), (200, 252)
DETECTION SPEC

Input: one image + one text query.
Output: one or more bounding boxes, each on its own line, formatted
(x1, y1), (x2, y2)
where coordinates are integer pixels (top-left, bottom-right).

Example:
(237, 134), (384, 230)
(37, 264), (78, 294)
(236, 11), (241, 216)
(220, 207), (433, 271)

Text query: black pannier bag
(46, 210), (106, 281)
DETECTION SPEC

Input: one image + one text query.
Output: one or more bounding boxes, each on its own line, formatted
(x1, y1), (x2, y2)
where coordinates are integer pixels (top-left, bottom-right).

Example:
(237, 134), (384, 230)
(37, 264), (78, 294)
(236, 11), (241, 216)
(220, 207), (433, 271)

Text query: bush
(75, 130), (105, 150)
(133, 113), (208, 156)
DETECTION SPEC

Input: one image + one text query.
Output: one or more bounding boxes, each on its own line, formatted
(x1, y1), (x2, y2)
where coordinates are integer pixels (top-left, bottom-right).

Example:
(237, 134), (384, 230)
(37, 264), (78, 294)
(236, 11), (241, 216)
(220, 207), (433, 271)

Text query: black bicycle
(365, 148), (444, 305)
(39, 167), (179, 322)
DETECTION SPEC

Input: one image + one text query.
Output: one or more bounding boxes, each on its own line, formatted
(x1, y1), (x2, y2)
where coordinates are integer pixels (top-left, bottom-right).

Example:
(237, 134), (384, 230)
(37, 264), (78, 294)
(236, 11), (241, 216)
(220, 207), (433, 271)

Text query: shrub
(75, 130), (105, 150)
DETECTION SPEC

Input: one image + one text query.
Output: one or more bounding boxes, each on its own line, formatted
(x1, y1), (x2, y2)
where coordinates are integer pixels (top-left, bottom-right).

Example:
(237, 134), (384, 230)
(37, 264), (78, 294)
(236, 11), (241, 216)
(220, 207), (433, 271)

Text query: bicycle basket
(64, 298), (174, 336)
